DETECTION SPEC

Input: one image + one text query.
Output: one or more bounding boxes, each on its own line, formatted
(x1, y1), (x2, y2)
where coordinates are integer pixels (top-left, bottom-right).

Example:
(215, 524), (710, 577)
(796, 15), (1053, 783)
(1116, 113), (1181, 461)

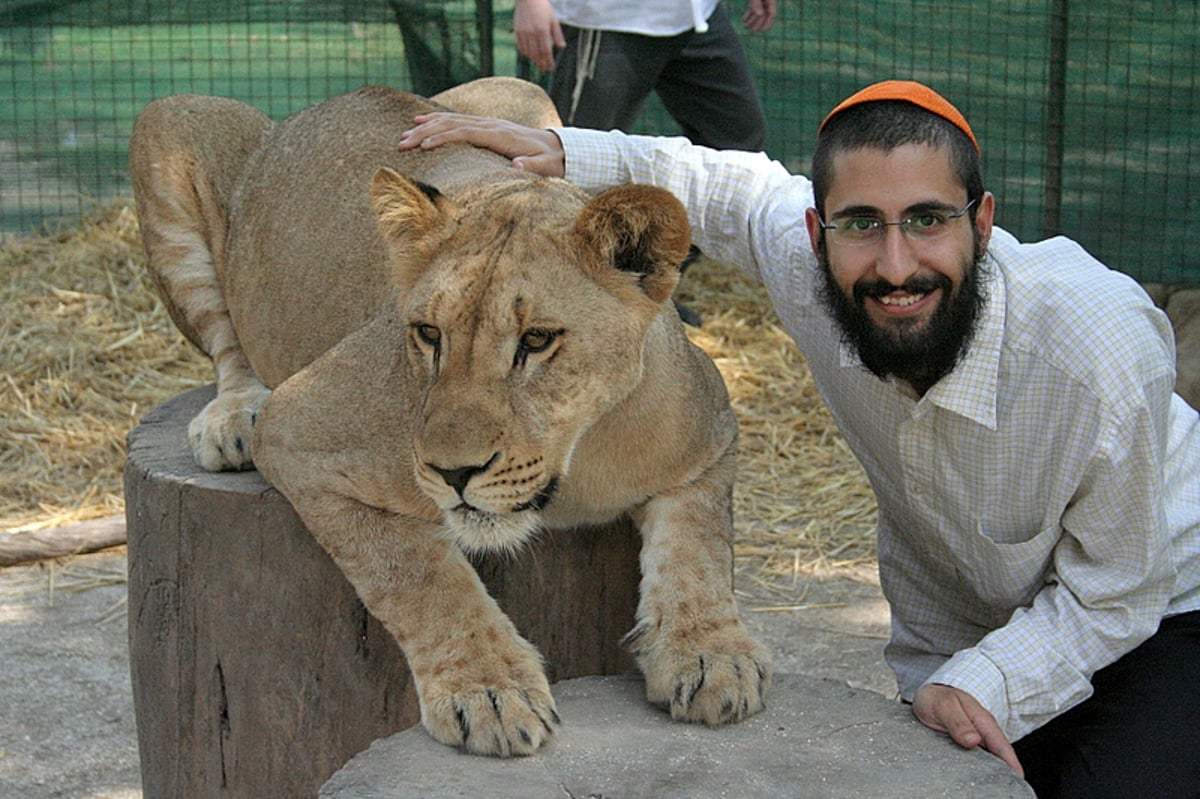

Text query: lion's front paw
(629, 621), (772, 727)
(420, 681), (560, 757)
(411, 624), (560, 756)
(188, 384), (271, 471)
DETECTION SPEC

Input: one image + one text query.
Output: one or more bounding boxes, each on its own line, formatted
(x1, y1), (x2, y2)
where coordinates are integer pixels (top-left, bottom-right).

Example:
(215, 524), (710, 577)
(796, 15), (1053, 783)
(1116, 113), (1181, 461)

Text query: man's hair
(811, 100), (984, 219)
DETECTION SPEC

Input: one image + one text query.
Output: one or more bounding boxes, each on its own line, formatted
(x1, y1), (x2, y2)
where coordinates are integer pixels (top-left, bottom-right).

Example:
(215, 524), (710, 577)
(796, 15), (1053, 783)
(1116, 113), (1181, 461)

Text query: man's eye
(843, 217), (879, 234)
(908, 213), (946, 231)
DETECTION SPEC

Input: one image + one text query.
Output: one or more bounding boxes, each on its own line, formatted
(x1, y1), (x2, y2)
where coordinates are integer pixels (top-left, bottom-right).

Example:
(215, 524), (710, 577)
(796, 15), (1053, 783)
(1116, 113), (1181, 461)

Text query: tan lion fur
(129, 77), (770, 756)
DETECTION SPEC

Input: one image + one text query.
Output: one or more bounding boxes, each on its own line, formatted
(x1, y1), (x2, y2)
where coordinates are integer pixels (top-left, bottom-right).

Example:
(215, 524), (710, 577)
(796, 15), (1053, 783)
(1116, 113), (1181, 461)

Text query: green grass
(2, 22), (412, 199)
(1, 2), (1197, 282)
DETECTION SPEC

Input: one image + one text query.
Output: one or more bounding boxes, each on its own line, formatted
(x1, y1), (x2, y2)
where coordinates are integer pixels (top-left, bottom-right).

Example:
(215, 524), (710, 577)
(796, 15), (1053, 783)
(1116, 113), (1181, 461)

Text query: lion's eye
(414, 324), (441, 347)
(520, 328), (555, 354)
(514, 327), (560, 368)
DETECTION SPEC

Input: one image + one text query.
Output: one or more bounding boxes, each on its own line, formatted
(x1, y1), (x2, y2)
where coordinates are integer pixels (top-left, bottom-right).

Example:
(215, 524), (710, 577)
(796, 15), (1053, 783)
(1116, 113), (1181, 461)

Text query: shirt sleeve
(554, 126), (815, 290)
(926, 368), (1180, 742)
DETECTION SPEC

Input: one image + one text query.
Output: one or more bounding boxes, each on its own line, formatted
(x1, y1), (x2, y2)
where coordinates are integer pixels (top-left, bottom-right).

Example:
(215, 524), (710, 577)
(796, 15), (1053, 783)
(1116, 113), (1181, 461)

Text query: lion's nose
(431, 464), (479, 495)
(430, 454), (497, 497)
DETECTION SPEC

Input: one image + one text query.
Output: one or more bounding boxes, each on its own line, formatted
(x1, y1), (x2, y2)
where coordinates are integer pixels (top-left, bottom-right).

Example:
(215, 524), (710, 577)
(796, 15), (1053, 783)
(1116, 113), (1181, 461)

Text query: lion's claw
(635, 624), (773, 727)
(188, 385), (270, 471)
(424, 684), (560, 757)
(663, 651), (771, 725)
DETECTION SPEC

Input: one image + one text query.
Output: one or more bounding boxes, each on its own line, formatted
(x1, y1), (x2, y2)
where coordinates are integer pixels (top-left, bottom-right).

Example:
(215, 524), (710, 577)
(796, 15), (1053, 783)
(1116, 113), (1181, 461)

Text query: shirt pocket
(950, 521), (1060, 611)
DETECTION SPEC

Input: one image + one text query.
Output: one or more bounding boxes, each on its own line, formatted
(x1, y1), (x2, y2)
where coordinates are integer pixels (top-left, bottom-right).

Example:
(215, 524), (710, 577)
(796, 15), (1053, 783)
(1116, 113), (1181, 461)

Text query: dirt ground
(0, 526), (892, 799)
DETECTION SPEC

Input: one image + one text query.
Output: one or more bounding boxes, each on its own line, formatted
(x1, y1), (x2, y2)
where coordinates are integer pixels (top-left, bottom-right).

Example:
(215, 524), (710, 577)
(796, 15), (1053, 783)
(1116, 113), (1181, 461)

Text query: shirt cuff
(924, 648), (1012, 736)
(552, 127), (624, 193)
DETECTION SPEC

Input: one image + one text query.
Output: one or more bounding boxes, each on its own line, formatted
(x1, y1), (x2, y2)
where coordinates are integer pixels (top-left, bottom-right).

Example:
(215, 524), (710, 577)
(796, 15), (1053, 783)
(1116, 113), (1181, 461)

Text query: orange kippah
(818, 80), (980, 154)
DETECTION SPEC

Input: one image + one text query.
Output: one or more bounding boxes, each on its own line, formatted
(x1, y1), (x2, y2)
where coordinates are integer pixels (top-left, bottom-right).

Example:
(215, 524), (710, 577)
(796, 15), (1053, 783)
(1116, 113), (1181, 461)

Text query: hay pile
(0, 202), (876, 578)
(676, 261), (878, 582)
(1, 203), (211, 532)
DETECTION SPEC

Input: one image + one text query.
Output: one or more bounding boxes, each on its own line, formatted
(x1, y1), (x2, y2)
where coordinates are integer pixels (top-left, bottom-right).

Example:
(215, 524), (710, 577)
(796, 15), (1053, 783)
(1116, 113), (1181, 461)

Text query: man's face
(804, 143), (995, 392)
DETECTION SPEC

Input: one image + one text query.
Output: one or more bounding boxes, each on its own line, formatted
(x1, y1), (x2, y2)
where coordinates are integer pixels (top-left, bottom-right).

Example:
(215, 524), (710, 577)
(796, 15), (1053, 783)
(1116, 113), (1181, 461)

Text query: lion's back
(221, 87), (480, 386)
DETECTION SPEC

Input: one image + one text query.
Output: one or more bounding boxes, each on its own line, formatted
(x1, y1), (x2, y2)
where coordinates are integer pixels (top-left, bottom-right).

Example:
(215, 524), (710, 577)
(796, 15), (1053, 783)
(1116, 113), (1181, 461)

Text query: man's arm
(401, 113), (812, 288)
(400, 112), (566, 177)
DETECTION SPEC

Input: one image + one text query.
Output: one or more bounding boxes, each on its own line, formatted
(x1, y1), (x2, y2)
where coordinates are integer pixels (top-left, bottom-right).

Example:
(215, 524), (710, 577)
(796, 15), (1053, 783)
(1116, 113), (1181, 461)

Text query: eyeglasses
(818, 198), (977, 247)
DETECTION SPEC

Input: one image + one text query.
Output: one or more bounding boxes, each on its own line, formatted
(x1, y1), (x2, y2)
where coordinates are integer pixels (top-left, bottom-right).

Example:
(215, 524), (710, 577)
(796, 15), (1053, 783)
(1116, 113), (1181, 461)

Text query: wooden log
(0, 515), (126, 566)
(125, 386), (640, 799)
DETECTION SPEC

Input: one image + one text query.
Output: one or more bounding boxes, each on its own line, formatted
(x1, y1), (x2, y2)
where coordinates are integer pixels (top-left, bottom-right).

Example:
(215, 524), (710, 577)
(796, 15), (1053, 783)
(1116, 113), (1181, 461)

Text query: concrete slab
(321, 673), (1033, 799)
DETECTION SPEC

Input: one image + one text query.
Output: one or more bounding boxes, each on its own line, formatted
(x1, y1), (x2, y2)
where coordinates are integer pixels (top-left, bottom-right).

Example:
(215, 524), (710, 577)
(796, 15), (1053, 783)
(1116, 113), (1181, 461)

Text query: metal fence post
(1043, 0), (1069, 239)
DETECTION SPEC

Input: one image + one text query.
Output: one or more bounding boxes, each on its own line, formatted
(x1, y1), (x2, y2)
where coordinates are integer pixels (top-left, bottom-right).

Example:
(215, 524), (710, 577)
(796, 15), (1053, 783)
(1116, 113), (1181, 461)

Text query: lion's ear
(370, 167), (457, 245)
(573, 185), (691, 304)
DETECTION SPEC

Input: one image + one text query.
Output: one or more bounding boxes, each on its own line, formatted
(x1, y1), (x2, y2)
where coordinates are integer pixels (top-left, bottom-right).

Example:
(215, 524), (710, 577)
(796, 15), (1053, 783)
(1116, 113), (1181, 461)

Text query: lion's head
(369, 168), (692, 553)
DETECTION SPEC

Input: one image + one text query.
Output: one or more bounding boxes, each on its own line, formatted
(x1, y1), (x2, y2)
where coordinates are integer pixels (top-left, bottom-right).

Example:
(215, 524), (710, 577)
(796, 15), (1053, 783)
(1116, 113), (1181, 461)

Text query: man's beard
(816, 242), (989, 395)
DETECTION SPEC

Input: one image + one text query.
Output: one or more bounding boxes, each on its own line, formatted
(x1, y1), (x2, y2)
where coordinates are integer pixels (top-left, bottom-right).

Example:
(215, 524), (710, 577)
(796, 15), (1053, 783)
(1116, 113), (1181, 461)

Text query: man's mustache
(853, 273), (952, 302)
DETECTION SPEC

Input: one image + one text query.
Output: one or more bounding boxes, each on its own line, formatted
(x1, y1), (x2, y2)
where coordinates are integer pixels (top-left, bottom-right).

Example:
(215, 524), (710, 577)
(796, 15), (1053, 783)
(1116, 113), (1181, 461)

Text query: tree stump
(125, 386), (640, 799)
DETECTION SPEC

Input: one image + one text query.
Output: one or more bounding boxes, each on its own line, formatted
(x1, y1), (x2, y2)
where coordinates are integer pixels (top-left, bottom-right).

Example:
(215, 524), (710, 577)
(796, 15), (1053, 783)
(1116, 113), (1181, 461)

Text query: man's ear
(805, 207), (824, 259)
(974, 191), (996, 253)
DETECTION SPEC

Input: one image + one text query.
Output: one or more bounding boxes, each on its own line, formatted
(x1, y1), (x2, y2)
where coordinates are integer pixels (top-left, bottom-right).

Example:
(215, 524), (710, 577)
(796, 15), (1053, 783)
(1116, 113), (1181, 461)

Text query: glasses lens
(904, 213), (950, 239)
(834, 218), (881, 245)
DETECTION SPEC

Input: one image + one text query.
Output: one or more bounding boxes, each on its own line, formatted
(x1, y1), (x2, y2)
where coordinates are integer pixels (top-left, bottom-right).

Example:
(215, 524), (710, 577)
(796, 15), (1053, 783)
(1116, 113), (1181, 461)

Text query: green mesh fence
(1, 1), (1197, 284)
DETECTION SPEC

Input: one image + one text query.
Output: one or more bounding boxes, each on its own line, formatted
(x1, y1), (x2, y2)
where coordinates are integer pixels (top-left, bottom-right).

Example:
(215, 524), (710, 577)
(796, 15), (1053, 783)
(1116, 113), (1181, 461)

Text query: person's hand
(398, 113), (567, 178)
(913, 683), (1024, 778)
(514, 0), (565, 72)
(742, 0), (776, 33)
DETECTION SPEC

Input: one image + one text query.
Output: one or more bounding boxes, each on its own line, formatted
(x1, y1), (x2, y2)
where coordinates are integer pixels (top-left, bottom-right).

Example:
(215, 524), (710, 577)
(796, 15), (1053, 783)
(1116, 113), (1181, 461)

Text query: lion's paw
(420, 682), (561, 757)
(631, 623), (773, 727)
(188, 385), (271, 471)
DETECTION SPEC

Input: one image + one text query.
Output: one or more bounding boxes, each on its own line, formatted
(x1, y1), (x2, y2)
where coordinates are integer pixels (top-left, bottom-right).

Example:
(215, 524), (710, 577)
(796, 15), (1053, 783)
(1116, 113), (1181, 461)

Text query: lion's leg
(130, 95), (273, 470)
(275, 492), (559, 755)
(251, 330), (560, 756)
(627, 444), (772, 725)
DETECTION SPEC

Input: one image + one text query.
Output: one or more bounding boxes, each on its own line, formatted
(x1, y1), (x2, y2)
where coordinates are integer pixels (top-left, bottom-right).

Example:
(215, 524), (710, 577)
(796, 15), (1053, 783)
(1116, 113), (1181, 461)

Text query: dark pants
(1012, 609), (1200, 798)
(548, 4), (767, 151)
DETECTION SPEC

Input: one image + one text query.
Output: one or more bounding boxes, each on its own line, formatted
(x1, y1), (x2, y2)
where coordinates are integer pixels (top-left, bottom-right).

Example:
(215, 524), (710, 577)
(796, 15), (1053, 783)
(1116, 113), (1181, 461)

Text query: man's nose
(874, 224), (921, 285)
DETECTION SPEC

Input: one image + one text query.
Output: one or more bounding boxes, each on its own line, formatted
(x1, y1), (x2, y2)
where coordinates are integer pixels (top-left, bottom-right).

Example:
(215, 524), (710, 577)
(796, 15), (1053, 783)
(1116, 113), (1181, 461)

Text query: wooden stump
(125, 386), (640, 799)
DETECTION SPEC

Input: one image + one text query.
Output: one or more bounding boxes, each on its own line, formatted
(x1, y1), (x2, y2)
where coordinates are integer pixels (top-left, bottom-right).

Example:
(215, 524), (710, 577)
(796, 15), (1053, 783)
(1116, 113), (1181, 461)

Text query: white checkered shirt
(557, 127), (1200, 741)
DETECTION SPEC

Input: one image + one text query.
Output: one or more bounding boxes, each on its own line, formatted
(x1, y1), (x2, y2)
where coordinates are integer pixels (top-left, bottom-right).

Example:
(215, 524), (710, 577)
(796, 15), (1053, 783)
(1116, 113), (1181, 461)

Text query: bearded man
(399, 80), (1200, 799)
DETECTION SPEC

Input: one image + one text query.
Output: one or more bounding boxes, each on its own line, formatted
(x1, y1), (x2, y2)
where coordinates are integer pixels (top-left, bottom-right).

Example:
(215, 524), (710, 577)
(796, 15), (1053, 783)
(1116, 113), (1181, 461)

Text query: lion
(128, 77), (771, 756)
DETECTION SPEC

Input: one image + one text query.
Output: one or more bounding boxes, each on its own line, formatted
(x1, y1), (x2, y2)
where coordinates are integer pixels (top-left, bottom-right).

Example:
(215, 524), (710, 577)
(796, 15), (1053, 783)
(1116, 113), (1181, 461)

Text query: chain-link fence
(2, 1), (1197, 284)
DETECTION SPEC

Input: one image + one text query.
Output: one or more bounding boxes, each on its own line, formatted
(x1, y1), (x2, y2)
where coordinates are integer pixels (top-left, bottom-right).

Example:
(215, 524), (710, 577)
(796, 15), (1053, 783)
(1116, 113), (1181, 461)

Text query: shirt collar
(921, 258), (1004, 428)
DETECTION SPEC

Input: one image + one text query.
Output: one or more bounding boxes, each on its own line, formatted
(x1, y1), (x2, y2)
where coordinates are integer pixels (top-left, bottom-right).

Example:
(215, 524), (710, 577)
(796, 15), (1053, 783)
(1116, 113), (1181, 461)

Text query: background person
(513, 0), (774, 151)
(399, 80), (1200, 798)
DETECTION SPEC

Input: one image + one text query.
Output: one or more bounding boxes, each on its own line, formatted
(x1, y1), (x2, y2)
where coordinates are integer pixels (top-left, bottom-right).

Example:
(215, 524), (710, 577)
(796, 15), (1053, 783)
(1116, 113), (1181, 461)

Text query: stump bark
(125, 386), (640, 799)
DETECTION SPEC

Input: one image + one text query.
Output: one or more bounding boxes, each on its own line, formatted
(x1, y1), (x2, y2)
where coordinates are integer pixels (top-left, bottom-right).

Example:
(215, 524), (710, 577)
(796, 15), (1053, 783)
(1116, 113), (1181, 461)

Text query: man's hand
(514, 0), (565, 72)
(742, 0), (777, 33)
(398, 113), (567, 178)
(913, 683), (1024, 778)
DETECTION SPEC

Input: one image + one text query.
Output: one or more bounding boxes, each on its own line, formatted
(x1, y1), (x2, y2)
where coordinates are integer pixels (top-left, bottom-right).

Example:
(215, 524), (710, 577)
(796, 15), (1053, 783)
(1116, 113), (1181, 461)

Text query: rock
(321, 673), (1033, 799)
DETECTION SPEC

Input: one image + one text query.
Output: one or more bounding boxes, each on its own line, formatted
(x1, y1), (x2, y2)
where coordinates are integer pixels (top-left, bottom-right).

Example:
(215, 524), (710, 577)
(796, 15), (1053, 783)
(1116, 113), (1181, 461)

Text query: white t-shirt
(550, 0), (719, 35)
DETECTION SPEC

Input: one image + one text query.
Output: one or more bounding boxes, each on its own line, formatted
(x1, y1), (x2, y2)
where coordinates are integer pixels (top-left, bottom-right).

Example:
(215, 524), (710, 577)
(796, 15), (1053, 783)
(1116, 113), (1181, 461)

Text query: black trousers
(548, 4), (768, 151)
(1012, 609), (1200, 798)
